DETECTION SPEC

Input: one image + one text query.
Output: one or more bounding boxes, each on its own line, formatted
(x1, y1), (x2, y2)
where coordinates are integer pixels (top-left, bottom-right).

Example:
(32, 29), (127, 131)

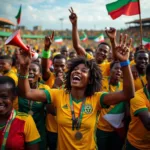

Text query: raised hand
(114, 34), (132, 62)
(105, 27), (117, 41)
(53, 72), (64, 88)
(69, 7), (77, 25)
(17, 46), (32, 67)
(44, 31), (54, 51)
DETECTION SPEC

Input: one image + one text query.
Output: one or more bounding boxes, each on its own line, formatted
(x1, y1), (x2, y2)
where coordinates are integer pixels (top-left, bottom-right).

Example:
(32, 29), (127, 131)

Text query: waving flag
(106, 0), (140, 20)
(143, 38), (150, 50)
(54, 37), (63, 44)
(94, 34), (104, 43)
(15, 5), (22, 25)
(80, 32), (88, 42)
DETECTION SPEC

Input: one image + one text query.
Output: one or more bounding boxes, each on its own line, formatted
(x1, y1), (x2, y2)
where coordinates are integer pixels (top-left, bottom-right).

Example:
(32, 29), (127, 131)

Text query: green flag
(15, 5), (22, 25)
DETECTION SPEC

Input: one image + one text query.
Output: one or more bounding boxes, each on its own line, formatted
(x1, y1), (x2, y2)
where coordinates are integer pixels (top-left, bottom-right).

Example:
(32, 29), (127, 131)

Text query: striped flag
(54, 37), (63, 44)
(106, 0), (140, 20)
(142, 38), (150, 50)
(94, 34), (105, 43)
(80, 31), (88, 42)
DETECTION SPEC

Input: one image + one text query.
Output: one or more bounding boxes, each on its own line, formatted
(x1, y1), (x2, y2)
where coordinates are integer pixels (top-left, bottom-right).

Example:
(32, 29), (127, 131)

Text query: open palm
(114, 34), (132, 62)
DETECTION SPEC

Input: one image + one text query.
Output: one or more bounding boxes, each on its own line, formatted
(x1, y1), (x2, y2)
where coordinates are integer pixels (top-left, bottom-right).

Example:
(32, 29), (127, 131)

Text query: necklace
(69, 94), (86, 140)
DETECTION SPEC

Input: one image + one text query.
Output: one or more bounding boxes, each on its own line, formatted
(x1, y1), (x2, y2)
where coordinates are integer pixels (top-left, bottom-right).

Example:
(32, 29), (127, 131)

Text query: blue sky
(0, 0), (149, 30)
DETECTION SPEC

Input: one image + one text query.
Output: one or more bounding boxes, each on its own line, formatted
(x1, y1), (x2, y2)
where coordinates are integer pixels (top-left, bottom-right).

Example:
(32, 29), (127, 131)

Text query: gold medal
(28, 110), (33, 115)
(75, 131), (83, 140)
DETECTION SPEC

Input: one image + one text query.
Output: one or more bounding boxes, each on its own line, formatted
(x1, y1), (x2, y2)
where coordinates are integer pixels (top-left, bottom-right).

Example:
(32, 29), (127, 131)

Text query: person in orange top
(0, 76), (40, 150)
(69, 8), (111, 77)
(17, 27), (134, 150)
(126, 64), (150, 150)
(131, 50), (149, 91)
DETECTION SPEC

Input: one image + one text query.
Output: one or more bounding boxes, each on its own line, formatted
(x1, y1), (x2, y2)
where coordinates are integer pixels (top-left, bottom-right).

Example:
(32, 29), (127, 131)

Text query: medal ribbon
(28, 100), (34, 112)
(144, 85), (150, 100)
(69, 94), (86, 130)
(1, 109), (16, 150)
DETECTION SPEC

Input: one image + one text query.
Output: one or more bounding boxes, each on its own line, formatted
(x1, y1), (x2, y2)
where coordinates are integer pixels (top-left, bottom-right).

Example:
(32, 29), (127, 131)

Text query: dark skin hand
(42, 31), (54, 81)
(105, 27), (117, 60)
(69, 7), (86, 56)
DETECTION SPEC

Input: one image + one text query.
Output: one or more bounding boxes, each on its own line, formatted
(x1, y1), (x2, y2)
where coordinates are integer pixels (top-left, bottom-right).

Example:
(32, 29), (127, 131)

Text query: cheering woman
(17, 31), (134, 150)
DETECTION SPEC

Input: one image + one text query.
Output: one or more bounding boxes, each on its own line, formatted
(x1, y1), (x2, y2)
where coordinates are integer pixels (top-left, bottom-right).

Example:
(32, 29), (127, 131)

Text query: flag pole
(138, 0), (143, 45)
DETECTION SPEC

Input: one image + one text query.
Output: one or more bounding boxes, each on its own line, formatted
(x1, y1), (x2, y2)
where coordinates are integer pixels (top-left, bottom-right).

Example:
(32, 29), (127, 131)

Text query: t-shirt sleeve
(45, 72), (55, 88)
(86, 52), (94, 60)
(96, 92), (109, 110)
(24, 115), (41, 145)
(130, 95), (148, 116)
(43, 89), (60, 106)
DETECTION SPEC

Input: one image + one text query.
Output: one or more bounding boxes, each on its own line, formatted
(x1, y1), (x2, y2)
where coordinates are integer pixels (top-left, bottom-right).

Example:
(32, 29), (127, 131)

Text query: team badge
(84, 104), (93, 114)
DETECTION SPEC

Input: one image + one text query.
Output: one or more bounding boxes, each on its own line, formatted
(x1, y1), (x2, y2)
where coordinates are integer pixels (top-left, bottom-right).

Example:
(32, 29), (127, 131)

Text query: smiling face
(0, 83), (15, 115)
(95, 44), (110, 64)
(28, 63), (41, 83)
(70, 64), (90, 88)
(135, 52), (149, 70)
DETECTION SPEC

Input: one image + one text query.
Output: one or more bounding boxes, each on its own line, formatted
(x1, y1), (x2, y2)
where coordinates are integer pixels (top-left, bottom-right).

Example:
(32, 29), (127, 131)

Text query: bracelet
(120, 60), (130, 67)
(42, 50), (51, 58)
(18, 74), (29, 79)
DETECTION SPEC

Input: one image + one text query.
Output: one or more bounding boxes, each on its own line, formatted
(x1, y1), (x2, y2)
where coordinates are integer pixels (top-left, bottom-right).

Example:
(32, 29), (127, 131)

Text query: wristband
(120, 60), (130, 67)
(42, 50), (51, 58)
(18, 74), (29, 79)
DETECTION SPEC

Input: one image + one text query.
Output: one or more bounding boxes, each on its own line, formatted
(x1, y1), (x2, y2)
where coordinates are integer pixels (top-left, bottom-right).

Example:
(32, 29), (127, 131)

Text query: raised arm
(42, 32), (54, 81)
(105, 27), (117, 60)
(17, 48), (47, 102)
(69, 7), (86, 56)
(103, 34), (135, 105)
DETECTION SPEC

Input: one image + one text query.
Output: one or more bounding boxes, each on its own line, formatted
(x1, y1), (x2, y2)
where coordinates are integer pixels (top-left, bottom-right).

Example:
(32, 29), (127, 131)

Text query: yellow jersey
(127, 88), (150, 150)
(86, 53), (110, 77)
(134, 74), (147, 91)
(3, 69), (18, 86)
(44, 72), (57, 133)
(97, 77), (123, 132)
(44, 89), (107, 150)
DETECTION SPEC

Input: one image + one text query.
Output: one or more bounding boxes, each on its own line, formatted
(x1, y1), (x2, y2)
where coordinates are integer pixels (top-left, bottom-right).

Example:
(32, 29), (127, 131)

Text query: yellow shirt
(45, 71), (56, 88)
(127, 88), (150, 150)
(130, 60), (135, 66)
(45, 72), (57, 133)
(97, 77), (123, 132)
(4, 69), (18, 86)
(11, 66), (17, 74)
(44, 89), (107, 150)
(86, 53), (110, 77)
(134, 75), (147, 91)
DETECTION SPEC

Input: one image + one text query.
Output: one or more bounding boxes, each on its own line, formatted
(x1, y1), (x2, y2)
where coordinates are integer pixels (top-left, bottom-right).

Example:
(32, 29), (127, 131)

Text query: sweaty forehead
(97, 44), (110, 51)
(137, 52), (149, 58)
(53, 58), (66, 64)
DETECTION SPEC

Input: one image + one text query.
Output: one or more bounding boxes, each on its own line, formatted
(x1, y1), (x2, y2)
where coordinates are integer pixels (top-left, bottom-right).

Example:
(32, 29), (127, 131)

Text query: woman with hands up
(17, 8), (134, 150)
